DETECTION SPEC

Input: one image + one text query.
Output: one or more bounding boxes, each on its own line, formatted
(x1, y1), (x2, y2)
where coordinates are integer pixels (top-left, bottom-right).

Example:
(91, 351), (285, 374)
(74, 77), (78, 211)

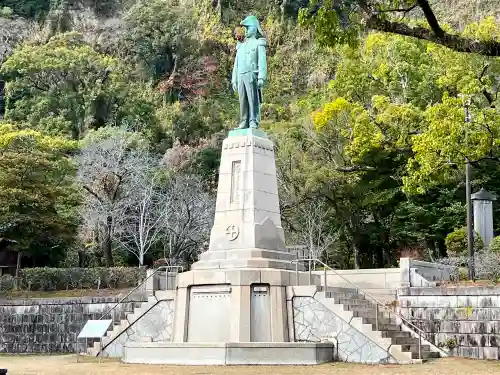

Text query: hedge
(15, 267), (146, 291)
(0, 275), (16, 294)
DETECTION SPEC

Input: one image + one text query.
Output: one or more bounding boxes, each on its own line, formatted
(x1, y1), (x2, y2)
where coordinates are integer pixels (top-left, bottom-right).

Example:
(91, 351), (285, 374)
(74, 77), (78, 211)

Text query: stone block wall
(0, 296), (142, 354)
(398, 286), (500, 359)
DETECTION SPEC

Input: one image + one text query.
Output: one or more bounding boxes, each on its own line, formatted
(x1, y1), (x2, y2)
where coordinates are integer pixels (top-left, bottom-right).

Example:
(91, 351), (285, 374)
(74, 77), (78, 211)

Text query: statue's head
(240, 15), (263, 38)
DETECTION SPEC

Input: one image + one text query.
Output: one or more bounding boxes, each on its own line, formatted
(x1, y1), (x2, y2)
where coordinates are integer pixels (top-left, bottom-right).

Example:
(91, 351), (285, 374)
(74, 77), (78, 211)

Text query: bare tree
(290, 199), (338, 268)
(163, 174), (215, 268)
(76, 128), (153, 266)
(70, 8), (126, 55)
(0, 17), (45, 66)
(118, 174), (171, 266)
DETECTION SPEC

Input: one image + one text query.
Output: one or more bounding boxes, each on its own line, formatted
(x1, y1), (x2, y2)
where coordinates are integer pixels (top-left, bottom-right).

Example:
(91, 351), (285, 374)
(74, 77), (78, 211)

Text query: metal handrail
(99, 265), (183, 321)
(292, 258), (429, 360)
(97, 298), (164, 357)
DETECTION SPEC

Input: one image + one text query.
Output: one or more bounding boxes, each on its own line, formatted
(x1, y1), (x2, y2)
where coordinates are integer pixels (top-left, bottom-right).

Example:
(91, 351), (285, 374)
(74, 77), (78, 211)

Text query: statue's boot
(236, 122), (249, 129)
(249, 121), (258, 129)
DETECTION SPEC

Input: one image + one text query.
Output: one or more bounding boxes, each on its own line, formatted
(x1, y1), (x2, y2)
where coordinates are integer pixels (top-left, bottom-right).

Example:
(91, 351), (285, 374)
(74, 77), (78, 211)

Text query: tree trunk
(103, 216), (114, 267)
(353, 241), (360, 269)
(78, 250), (86, 267)
(15, 251), (22, 290)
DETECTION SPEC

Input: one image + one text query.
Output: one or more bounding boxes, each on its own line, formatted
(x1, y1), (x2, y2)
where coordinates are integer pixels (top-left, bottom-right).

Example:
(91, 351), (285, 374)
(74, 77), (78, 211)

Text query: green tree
(270, 30), (484, 268)
(299, 1), (500, 57)
(121, 0), (197, 83)
(0, 123), (79, 266)
(1, 32), (157, 140)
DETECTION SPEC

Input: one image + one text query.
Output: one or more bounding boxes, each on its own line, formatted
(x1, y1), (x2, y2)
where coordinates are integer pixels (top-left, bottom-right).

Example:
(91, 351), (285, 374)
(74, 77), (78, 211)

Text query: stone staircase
(297, 286), (443, 362)
(83, 292), (169, 357)
(333, 290), (439, 360)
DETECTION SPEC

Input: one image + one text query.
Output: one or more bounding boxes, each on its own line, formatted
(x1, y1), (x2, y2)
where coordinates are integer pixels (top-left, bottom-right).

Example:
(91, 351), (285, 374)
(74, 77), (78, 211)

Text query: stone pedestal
(123, 129), (323, 364)
(171, 129), (315, 344)
(193, 128), (295, 270)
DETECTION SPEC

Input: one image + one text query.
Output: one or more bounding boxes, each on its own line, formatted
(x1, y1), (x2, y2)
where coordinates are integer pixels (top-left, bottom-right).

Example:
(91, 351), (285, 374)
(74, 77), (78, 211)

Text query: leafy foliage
(299, 0), (500, 57)
(1, 32), (157, 140)
(19, 266), (145, 291)
(445, 227), (484, 257)
(488, 236), (500, 253)
(0, 123), (79, 265)
(1, 0), (500, 273)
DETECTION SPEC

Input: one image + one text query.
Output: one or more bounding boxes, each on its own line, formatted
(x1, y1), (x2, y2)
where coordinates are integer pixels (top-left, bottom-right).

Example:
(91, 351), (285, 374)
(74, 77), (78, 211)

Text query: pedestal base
(172, 268), (321, 344)
(123, 342), (334, 365)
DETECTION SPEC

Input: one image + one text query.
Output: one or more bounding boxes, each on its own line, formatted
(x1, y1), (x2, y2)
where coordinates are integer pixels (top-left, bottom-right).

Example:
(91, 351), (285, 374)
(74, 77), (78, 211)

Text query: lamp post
(463, 97), (474, 280)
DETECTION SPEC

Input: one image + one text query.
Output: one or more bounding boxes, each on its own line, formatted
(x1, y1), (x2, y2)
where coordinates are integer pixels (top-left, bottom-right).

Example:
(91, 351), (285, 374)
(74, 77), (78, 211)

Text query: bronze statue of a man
(232, 15), (267, 129)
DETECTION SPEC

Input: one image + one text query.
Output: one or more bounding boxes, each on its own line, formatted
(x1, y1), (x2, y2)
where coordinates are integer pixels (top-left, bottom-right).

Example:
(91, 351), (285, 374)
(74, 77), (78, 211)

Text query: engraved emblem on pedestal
(225, 225), (240, 241)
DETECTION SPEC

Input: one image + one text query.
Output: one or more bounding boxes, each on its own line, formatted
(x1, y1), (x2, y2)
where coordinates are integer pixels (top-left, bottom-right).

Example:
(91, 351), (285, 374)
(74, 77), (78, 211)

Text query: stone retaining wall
(0, 296), (142, 354)
(398, 286), (500, 359)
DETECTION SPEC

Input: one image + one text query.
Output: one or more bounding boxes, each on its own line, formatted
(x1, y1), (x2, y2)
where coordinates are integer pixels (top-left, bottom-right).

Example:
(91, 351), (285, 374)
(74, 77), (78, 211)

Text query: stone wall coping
(398, 285), (500, 296)
(312, 268), (400, 275)
(0, 295), (134, 306)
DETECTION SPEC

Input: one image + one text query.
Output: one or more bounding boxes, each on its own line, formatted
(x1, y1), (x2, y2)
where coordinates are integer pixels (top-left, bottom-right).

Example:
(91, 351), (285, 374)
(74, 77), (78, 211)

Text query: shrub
(439, 250), (500, 282)
(445, 227), (484, 257)
(0, 275), (16, 294)
(19, 267), (146, 291)
(489, 236), (500, 253)
(0, 6), (14, 17)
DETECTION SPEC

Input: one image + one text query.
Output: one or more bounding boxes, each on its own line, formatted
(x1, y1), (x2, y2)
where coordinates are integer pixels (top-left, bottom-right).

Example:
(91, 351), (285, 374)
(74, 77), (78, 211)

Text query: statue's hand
(232, 82), (237, 92)
(257, 78), (264, 88)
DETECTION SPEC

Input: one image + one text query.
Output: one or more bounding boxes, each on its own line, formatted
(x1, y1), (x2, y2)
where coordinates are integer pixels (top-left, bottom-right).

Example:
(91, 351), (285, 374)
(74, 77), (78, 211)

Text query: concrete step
(127, 313), (139, 324)
(411, 351), (440, 359)
(373, 323), (401, 331)
(401, 344), (430, 352)
(338, 299), (374, 307)
(325, 287), (360, 294)
(362, 317), (393, 326)
(390, 336), (420, 345)
(155, 290), (172, 300)
(327, 292), (363, 299)
(102, 336), (112, 347)
(92, 341), (101, 353)
(381, 330), (412, 338)
(352, 309), (392, 319)
(147, 296), (158, 304)
(112, 325), (124, 336)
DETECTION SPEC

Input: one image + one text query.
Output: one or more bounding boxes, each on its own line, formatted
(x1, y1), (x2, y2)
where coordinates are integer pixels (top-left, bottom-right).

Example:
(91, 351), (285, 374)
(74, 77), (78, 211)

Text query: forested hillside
(1, 0), (500, 270)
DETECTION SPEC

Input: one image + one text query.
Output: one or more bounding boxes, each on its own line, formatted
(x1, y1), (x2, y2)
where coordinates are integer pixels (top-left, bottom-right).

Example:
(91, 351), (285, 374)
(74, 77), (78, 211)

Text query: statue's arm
(232, 60), (237, 89)
(232, 43), (240, 90)
(257, 38), (267, 84)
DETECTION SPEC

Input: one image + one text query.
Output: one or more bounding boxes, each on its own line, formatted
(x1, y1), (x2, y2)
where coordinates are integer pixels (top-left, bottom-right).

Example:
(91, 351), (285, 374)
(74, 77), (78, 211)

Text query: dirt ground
(2, 355), (500, 375)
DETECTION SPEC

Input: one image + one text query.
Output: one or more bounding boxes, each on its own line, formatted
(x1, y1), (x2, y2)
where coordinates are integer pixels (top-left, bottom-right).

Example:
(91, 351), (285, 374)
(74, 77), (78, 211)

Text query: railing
(97, 298), (164, 357)
(99, 265), (183, 321)
(292, 258), (429, 360)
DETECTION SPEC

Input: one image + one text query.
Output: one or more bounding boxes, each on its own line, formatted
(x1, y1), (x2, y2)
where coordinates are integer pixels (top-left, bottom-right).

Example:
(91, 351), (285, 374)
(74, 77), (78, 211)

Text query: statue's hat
(240, 15), (263, 36)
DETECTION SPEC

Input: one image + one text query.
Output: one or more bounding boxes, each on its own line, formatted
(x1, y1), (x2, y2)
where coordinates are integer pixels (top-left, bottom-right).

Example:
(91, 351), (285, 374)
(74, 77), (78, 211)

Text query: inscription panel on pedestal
(250, 285), (271, 342)
(187, 285), (231, 342)
(230, 160), (241, 203)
